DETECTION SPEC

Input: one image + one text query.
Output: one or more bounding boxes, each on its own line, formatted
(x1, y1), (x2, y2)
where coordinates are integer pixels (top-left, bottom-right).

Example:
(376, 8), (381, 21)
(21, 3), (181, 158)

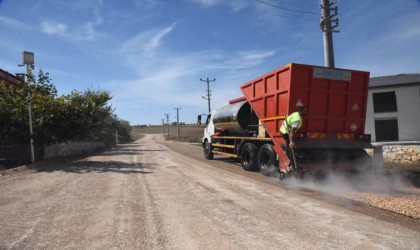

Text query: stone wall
(367, 145), (420, 165)
(43, 141), (105, 159)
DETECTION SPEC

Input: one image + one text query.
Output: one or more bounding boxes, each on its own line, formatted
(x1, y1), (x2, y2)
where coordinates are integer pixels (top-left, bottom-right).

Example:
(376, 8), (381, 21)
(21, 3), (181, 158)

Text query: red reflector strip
(307, 133), (325, 139)
(357, 134), (371, 140)
(337, 133), (356, 139)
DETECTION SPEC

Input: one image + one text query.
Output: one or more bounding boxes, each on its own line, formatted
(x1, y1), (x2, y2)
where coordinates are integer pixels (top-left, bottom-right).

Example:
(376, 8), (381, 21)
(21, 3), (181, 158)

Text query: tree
(1, 67), (132, 161)
(0, 80), (29, 142)
(116, 119), (132, 143)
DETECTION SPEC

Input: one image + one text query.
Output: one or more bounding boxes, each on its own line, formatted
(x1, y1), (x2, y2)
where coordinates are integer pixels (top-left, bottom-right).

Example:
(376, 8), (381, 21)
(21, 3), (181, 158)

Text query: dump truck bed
(240, 63), (371, 162)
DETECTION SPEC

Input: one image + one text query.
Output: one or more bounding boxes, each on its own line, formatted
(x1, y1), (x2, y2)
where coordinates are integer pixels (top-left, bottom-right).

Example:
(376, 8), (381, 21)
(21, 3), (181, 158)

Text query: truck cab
(202, 112), (215, 159)
(203, 112), (215, 143)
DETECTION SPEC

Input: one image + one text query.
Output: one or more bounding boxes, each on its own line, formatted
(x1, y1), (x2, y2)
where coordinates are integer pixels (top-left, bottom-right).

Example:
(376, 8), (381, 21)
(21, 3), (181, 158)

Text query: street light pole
(19, 51), (35, 163)
(27, 64), (35, 164)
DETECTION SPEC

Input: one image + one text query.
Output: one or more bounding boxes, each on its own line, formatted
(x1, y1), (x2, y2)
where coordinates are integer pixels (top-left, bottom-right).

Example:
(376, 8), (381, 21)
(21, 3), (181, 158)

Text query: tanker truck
(202, 63), (372, 179)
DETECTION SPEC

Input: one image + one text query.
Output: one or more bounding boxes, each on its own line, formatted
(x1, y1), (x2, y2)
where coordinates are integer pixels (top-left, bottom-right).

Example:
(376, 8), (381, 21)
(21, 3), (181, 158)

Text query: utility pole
(162, 119), (165, 135)
(320, 0), (339, 68)
(174, 107), (181, 141)
(164, 113), (170, 139)
(200, 78), (216, 113)
(18, 51), (35, 164)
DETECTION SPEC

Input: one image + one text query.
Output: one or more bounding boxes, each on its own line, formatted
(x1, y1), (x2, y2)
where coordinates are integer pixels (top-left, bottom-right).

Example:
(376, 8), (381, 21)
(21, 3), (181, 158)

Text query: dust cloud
(284, 159), (412, 197)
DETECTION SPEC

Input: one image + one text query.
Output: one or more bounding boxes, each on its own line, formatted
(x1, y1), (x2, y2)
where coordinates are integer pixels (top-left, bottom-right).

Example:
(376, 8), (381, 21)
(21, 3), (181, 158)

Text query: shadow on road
(28, 158), (156, 175)
(25, 143), (160, 175)
(71, 160), (156, 174)
(101, 143), (166, 156)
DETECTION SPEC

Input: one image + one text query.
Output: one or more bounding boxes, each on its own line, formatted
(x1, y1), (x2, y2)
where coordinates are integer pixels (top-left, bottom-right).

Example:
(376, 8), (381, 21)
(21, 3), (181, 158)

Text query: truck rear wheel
(258, 144), (278, 176)
(204, 140), (214, 160)
(240, 143), (258, 171)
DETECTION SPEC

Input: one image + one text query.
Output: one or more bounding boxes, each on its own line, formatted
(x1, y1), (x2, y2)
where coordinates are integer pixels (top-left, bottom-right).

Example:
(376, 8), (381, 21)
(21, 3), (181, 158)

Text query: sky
(1, 0), (419, 125)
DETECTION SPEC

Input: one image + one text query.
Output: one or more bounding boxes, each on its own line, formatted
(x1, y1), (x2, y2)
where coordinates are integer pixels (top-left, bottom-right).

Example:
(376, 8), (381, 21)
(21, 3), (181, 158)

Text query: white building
(365, 74), (420, 142)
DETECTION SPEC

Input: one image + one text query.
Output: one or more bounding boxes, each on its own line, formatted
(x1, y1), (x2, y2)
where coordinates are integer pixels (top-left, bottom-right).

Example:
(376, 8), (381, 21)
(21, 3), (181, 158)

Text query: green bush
(0, 68), (131, 159)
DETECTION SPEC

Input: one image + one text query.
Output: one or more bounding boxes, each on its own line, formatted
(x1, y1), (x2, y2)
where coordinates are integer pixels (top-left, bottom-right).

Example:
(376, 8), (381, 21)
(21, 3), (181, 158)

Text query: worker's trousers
(280, 132), (295, 168)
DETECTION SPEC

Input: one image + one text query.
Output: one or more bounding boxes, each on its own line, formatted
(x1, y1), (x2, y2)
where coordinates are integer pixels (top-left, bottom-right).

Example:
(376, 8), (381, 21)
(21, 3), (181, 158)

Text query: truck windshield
(205, 114), (211, 125)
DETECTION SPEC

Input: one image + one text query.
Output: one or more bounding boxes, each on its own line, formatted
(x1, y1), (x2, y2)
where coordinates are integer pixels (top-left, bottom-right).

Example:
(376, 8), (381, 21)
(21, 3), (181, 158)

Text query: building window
(374, 119), (398, 142)
(372, 91), (397, 113)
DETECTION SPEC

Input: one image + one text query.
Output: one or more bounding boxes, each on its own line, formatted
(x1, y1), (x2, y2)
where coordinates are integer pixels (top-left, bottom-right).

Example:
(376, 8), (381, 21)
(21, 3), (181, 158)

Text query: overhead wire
(157, 0), (320, 20)
(255, 0), (319, 15)
(267, 0), (320, 9)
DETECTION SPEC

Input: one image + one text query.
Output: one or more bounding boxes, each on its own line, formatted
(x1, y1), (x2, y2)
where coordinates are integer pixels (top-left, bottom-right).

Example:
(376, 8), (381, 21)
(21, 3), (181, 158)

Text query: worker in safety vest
(280, 106), (308, 170)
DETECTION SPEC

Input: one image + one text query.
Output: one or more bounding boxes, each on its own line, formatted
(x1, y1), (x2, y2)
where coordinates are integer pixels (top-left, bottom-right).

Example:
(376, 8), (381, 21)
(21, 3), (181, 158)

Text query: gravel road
(1, 134), (419, 249)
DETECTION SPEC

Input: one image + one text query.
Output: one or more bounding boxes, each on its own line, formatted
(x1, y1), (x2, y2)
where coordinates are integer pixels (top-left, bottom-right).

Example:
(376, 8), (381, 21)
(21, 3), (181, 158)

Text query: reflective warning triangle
(352, 103), (359, 110)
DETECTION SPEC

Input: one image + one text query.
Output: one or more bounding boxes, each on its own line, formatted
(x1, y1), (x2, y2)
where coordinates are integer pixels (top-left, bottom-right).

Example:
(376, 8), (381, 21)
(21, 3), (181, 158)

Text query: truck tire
(258, 144), (278, 176)
(240, 143), (258, 171)
(204, 140), (214, 160)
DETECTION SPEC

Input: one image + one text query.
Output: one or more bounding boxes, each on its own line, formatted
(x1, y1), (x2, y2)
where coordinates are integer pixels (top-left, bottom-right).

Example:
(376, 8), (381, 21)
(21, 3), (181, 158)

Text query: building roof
(0, 68), (24, 89)
(369, 74), (420, 88)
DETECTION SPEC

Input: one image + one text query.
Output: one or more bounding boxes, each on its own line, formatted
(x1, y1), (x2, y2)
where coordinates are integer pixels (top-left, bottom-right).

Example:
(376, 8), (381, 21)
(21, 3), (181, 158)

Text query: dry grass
(131, 125), (206, 143)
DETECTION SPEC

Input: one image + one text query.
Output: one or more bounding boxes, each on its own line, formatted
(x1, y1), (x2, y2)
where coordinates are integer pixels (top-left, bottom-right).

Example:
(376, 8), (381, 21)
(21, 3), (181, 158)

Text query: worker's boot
(289, 163), (295, 171)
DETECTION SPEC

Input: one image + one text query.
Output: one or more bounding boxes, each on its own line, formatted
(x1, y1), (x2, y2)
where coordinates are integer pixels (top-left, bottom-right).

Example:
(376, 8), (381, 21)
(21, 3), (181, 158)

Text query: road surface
(1, 134), (419, 249)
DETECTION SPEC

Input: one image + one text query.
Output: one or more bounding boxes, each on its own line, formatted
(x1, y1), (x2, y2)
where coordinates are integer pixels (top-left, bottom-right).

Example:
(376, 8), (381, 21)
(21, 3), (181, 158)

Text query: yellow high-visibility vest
(280, 112), (302, 134)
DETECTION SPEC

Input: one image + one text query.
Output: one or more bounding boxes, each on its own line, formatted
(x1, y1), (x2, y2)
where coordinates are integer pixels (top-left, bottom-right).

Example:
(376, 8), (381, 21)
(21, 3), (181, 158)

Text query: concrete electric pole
(200, 78), (216, 113)
(320, 0), (340, 68)
(174, 107), (181, 141)
(164, 113), (170, 139)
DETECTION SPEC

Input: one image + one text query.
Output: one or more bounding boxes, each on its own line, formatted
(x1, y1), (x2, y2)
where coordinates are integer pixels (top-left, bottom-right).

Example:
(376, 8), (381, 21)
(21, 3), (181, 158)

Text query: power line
(255, 0), (319, 15)
(157, 0), (319, 20)
(268, 0), (319, 9)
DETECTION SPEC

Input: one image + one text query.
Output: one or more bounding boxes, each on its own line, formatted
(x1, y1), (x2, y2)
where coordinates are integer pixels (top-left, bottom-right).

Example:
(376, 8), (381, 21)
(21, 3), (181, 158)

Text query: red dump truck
(202, 63), (372, 178)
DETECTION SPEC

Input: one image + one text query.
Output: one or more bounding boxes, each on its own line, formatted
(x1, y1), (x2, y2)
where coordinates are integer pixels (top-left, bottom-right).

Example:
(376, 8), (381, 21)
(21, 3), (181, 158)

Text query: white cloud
(197, 0), (219, 5)
(221, 50), (276, 69)
(40, 19), (103, 41)
(229, 0), (249, 12)
(120, 23), (177, 54)
(84, 0), (104, 40)
(40, 0), (103, 41)
(0, 15), (27, 29)
(41, 21), (68, 36)
(142, 23), (176, 52)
